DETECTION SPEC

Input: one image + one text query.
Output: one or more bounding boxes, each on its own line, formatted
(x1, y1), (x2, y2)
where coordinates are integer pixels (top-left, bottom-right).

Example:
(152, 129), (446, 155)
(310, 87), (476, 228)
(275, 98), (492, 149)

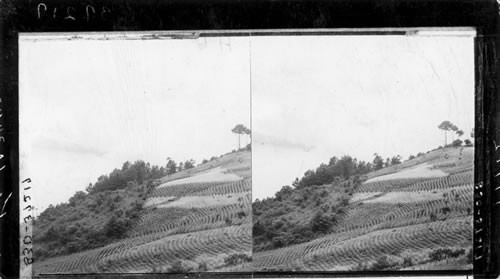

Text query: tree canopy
(231, 124), (251, 150)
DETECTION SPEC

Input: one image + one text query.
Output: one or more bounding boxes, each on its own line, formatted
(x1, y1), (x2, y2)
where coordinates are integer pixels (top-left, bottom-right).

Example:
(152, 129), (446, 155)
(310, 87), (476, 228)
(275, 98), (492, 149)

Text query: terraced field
(34, 151), (252, 274)
(253, 146), (473, 271)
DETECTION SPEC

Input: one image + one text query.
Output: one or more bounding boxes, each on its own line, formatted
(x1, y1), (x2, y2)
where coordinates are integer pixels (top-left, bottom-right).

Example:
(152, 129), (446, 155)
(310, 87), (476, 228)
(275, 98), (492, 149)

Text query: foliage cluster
(253, 178), (358, 251)
(224, 253), (252, 266)
(351, 247), (468, 271)
(293, 155), (398, 189)
(428, 248), (466, 262)
(88, 159), (195, 193)
(34, 160), (168, 260)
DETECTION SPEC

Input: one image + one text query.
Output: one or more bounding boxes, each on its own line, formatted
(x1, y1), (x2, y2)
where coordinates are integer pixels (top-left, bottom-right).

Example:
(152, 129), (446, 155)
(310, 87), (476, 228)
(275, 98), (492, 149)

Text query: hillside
(253, 146), (473, 271)
(34, 150), (252, 274)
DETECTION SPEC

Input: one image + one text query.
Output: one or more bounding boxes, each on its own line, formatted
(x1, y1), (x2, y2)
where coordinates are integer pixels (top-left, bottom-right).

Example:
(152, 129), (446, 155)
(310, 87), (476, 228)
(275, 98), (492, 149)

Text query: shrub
(104, 215), (129, 239)
(430, 213), (437, 222)
(198, 262), (208, 271)
(237, 211), (247, 219)
(311, 211), (333, 234)
(452, 139), (463, 147)
(371, 256), (397, 270)
(429, 248), (466, 262)
(224, 253), (251, 266)
(464, 139), (473, 147)
(402, 256), (413, 267)
(272, 236), (285, 248)
(168, 260), (192, 273)
(466, 248), (473, 263)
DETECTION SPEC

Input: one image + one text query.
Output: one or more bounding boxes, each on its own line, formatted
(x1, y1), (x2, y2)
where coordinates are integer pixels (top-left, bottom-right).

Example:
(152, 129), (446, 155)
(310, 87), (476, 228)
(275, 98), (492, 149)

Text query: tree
(184, 159), (195, 169)
(452, 139), (463, 147)
(177, 162), (184, 172)
(450, 124), (459, 141)
(104, 215), (128, 238)
(166, 159), (177, 175)
(69, 191), (87, 206)
(85, 183), (93, 193)
(311, 211), (333, 233)
(231, 124), (249, 150)
(471, 128), (475, 138)
(373, 153), (384, 170)
(464, 139), (473, 147)
(244, 127), (252, 145)
(438, 121), (457, 146)
(390, 155), (402, 165)
(456, 130), (464, 138)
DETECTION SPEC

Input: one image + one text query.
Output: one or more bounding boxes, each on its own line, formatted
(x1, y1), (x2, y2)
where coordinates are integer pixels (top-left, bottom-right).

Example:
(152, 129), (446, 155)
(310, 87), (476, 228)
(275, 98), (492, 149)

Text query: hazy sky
(251, 34), (474, 200)
(20, 35), (251, 212)
(19, 31), (475, 209)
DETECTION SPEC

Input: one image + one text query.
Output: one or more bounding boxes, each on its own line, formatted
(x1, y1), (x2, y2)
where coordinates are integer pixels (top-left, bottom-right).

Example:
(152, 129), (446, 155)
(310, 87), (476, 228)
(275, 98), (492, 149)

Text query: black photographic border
(1, 0), (499, 278)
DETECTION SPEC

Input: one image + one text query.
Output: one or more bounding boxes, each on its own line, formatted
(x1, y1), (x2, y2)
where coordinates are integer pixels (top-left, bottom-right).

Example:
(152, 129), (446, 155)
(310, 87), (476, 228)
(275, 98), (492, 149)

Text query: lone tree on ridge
(438, 121), (458, 146)
(232, 124), (250, 150)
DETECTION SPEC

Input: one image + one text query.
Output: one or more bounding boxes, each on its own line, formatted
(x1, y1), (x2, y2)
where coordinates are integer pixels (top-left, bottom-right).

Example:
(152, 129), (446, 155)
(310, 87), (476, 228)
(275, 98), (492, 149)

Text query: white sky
(19, 35), (251, 212)
(251, 35), (474, 200)
(19, 32), (475, 209)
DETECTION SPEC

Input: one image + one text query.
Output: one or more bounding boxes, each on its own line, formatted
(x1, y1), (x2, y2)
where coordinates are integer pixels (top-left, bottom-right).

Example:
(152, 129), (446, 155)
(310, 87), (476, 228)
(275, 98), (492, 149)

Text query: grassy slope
(34, 150), (251, 274)
(253, 146), (473, 271)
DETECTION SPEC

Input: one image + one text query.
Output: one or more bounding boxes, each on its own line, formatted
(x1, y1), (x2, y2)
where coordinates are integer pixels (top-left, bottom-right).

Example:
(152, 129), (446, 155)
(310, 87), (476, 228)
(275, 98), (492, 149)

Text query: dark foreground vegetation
(34, 151), (228, 261)
(253, 155), (375, 251)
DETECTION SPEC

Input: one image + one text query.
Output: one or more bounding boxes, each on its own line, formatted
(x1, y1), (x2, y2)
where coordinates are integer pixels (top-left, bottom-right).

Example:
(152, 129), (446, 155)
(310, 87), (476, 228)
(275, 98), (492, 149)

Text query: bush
(466, 248), (473, 263)
(104, 215), (129, 239)
(452, 139), (463, 147)
(430, 213), (437, 222)
(464, 139), (473, 147)
(371, 256), (397, 270)
(402, 256), (413, 267)
(272, 236), (285, 248)
(311, 211), (333, 234)
(198, 262), (208, 271)
(237, 211), (247, 219)
(224, 253), (251, 266)
(168, 260), (192, 273)
(429, 248), (465, 262)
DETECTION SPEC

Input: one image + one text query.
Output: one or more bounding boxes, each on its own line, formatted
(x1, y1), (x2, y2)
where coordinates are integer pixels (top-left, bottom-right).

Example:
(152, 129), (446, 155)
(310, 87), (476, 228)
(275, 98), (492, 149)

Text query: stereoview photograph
(252, 32), (475, 271)
(19, 34), (252, 274)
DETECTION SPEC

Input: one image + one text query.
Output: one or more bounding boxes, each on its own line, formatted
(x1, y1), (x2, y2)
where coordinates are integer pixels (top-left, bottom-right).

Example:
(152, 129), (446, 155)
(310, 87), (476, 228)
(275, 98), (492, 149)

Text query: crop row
(336, 186), (472, 234)
(101, 225), (252, 273)
(225, 166), (251, 173)
(302, 217), (472, 271)
(185, 179), (252, 197)
(36, 200), (252, 274)
(431, 162), (457, 169)
(36, 224), (252, 274)
(448, 165), (473, 175)
(357, 177), (434, 193)
(398, 172), (472, 192)
(253, 217), (471, 271)
(130, 197), (251, 237)
(149, 181), (230, 198)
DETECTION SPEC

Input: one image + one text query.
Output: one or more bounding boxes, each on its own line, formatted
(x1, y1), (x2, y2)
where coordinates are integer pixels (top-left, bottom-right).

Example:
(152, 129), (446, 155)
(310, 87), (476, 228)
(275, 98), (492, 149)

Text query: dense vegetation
(33, 157), (205, 260)
(253, 139), (473, 253)
(253, 155), (379, 251)
(293, 154), (404, 189)
(253, 181), (353, 251)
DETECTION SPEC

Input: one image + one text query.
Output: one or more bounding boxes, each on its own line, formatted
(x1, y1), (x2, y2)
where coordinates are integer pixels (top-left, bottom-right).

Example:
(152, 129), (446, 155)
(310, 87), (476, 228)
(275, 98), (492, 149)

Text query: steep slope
(253, 146), (473, 271)
(34, 150), (252, 274)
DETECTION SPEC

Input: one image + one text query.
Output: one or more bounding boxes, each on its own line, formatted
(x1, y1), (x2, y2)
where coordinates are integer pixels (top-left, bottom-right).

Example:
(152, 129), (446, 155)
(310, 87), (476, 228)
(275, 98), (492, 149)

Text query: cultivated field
(34, 151), (252, 274)
(253, 147), (473, 271)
